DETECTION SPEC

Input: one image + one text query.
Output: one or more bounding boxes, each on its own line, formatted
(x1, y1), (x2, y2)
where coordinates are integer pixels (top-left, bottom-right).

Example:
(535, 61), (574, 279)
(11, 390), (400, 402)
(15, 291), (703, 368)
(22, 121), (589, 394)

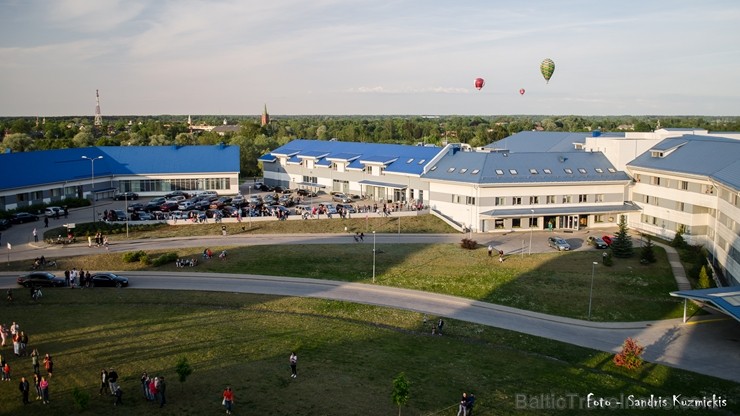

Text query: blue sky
(1, 0), (739, 116)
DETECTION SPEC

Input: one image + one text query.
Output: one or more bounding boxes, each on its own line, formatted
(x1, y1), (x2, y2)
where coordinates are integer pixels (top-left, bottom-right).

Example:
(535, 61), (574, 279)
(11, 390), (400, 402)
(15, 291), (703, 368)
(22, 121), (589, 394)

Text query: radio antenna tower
(94, 89), (103, 126)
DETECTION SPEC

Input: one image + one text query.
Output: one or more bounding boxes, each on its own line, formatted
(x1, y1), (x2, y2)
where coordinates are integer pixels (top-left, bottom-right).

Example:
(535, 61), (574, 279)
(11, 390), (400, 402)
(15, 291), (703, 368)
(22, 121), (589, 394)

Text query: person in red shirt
(222, 386), (234, 414)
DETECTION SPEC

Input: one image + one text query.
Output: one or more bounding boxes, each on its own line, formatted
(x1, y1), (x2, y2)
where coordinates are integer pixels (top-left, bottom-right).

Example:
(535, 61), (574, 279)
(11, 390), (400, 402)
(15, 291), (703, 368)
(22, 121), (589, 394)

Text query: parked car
(90, 272), (129, 288)
(178, 201), (196, 211)
(602, 235), (614, 246)
(113, 191), (139, 200)
(17, 272), (66, 288)
(160, 202), (179, 212)
(336, 203), (356, 213)
(0, 218), (10, 230)
(253, 182), (272, 192)
(44, 206), (62, 217)
(296, 189), (316, 197)
(587, 236), (608, 249)
(127, 203), (145, 212)
(547, 236), (571, 251)
(165, 191), (189, 199)
(131, 211), (154, 221)
(332, 193), (352, 203)
(113, 210), (127, 221)
(10, 212), (39, 224)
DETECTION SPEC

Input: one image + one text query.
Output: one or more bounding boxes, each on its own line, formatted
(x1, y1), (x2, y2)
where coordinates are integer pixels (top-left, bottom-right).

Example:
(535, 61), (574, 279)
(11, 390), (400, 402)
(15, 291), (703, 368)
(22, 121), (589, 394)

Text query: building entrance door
(558, 215), (580, 230)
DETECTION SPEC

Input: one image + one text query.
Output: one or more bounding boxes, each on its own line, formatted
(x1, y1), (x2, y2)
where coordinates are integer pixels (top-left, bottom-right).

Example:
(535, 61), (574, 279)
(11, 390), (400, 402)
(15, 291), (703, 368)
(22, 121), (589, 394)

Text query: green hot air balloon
(540, 58), (555, 83)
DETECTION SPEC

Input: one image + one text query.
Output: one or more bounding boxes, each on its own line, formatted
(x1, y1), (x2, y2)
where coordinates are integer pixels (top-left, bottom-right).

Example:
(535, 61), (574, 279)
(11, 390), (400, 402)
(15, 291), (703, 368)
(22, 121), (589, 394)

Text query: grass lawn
(18, 242), (697, 322)
(0, 290), (736, 416)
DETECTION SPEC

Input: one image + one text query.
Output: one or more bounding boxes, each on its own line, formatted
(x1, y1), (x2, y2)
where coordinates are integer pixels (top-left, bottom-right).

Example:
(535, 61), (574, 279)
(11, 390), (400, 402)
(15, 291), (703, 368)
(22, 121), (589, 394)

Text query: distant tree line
(2, 115), (739, 178)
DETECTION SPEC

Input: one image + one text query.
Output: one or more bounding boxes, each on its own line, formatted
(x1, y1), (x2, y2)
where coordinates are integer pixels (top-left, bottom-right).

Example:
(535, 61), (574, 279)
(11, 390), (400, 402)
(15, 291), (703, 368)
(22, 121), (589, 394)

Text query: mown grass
(0, 290), (736, 416)
(16, 242), (694, 322)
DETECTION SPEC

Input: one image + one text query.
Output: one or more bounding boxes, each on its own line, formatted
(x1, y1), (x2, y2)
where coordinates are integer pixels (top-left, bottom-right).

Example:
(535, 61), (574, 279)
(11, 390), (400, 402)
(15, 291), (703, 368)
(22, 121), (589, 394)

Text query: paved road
(1, 205), (738, 383)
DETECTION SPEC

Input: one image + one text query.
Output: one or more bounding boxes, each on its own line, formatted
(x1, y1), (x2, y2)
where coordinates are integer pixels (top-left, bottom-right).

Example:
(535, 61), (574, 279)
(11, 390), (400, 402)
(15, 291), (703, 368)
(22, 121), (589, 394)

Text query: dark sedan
(90, 272), (129, 288)
(17, 272), (66, 288)
(113, 192), (139, 200)
(10, 212), (39, 224)
(0, 218), (10, 230)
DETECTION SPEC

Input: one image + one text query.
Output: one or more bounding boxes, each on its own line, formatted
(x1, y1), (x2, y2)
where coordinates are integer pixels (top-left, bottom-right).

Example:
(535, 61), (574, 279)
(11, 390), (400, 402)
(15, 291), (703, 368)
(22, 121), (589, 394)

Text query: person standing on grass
(289, 352), (298, 378)
(457, 392), (468, 416)
(488, 244), (493, 257)
(437, 318), (444, 336)
(223, 386), (234, 414)
(466, 392), (476, 416)
(31, 349), (40, 373)
(108, 368), (118, 394)
(40, 376), (49, 404)
(100, 369), (109, 395)
(33, 372), (42, 401)
(498, 250), (504, 263)
(19, 376), (30, 404)
(157, 376), (166, 407)
(43, 354), (53, 378)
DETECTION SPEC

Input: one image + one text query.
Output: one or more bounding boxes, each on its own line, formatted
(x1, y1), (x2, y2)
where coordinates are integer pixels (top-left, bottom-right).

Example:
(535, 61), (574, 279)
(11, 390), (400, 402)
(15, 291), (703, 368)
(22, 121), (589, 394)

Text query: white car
(44, 206), (62, 217)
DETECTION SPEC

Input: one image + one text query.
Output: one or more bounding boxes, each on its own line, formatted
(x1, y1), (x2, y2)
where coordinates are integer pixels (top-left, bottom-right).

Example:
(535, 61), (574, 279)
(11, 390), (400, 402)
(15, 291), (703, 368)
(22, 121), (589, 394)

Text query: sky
(1, 0), (739, 117)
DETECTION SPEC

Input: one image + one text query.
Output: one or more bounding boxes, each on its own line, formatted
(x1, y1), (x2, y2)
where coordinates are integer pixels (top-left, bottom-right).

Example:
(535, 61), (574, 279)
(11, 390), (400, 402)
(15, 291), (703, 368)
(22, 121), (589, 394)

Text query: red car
(602, 235), (614, 246)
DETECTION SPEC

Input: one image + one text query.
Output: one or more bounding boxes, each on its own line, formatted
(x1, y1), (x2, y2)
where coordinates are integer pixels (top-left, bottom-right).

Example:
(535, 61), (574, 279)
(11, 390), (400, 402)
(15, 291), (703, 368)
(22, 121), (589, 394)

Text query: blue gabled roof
(0, 145), (240, 190)
(628, 135), (740, 190)
(487, 131), (596, 153)
(671, 286), (740, 323)
(423, 150), (630, 185)
(262, 139), (443, 175)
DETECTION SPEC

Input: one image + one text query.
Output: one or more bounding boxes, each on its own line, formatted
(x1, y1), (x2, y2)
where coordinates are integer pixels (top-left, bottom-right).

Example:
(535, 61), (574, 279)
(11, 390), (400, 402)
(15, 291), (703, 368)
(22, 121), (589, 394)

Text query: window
(652, 176), (661, 186)
(546, 195), (555, 204)
(529, 168), (538, 174)
(578, 168), (587, 174)
(579, 194), (587, 203)
(594, 215), (606, 223)
(509, 169), (518, 175)
(595, 168), (604, 173)
(562, 195), (572, 203)
(595, 194), (604, 202)
(466, 196), (476, 205)
(564, 168), (573, 174)
(680, 180), (688, 190)
(471, 169), (479, 175)
(543, 168), (552, 174)
(418, 159), (425, 164)
(447, 167), (455, 173)
(494, 197), (505, 206)
(529, 196), (539, 204)
(512, 197), (522, 205)
(406, 158), (413, 163)
(495, 169), (504, 175)
(608, 167), (616, 173)
(430, 166), (437, 171)
(459, 168), (468, 174)
(677, 201), (685, 212)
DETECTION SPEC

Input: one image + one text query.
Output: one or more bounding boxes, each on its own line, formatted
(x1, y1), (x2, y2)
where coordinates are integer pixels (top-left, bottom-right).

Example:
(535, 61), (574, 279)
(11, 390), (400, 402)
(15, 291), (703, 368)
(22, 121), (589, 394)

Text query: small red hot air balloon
(474, 78), (485, 90)
(519, 88), (525, 96)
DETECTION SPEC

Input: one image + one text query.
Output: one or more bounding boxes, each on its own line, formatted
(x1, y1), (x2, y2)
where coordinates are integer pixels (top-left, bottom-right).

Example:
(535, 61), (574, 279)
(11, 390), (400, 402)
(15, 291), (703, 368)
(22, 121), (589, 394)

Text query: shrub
(72, 386), (91, 411)
(175, 356), (193, 384)
(613, 337), (645, 370)
(460, 238), (478, 250)
(122, 250), (147, 263)
(698, 265), (713, 289)
(601, 251), (613, 267)
(152, 252), (179, 266)
(671, 225), (688, 249)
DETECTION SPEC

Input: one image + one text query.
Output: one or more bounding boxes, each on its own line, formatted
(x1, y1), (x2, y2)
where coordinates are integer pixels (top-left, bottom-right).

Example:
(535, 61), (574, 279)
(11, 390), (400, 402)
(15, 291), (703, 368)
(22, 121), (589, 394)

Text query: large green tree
(611, 215), (634, 258)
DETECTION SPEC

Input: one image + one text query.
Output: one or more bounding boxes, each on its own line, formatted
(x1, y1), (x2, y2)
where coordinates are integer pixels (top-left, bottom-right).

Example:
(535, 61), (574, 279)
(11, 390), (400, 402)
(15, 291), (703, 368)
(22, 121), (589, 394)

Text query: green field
(0, 290), (736, 416)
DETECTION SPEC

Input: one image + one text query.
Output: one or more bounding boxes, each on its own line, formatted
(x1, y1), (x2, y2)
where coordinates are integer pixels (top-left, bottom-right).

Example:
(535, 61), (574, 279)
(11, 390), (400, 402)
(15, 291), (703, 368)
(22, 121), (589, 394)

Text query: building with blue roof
(260, 139), (444, 203)
(0, 145), (240, 210)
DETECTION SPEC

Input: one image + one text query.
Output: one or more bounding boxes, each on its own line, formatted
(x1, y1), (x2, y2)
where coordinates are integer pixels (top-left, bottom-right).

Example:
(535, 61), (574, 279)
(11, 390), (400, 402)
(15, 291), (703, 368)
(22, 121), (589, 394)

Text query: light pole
(529, 209), (534, 255)
(248, 185), (252, 228)
(124, 191), (129, 238)
(82, 155), (103, 223)
(588, 261), (598, 320)
(372, 231), (376, 283)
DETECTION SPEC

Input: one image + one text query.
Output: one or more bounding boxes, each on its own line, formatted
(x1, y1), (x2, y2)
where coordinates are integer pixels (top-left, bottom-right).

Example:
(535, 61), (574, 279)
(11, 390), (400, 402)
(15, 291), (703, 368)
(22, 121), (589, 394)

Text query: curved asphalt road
(1, 221), (738, 383)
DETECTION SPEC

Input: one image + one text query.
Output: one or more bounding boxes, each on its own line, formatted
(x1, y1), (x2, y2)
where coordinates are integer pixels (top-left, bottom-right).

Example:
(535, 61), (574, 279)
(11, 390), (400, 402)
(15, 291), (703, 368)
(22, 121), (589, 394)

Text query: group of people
(487, 245), (505, 263)
(87, 232), (110, 248)
(175, 258), (199, 267)
(1, 320), (54, 405)
(456, 392), (476, 416)
(140, 372), (167, 407)
(63, 268), (92, 288)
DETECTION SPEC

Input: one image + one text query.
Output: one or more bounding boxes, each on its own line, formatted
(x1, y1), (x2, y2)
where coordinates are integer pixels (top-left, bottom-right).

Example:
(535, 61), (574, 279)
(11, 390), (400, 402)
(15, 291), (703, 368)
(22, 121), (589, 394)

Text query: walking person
(223, 386), (234, 415)
(437, 318), (444, 336)
(19, 376), (30, 404)
(108, 368), (118, 394)
(289, 352), (298, 378)
(466, 392), (476, 416)
(33, 228), (38, 242)
(488, 244), (493, 257)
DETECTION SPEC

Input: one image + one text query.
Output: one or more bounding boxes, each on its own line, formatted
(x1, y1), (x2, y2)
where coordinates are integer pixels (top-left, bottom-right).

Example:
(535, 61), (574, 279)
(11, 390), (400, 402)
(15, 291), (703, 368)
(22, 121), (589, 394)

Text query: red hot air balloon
(474, 78), (485, 90)
(519, 88), (525, 95)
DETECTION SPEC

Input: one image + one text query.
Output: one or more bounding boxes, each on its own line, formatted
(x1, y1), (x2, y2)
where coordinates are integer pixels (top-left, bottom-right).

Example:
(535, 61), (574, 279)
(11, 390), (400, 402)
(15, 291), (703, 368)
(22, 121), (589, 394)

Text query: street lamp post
(529, 209), (535, 255)
(372, 231), (376, 283)
(588, 261), (598, 320)
(82, 155), (103, 223)
(248, 186), (252, 228)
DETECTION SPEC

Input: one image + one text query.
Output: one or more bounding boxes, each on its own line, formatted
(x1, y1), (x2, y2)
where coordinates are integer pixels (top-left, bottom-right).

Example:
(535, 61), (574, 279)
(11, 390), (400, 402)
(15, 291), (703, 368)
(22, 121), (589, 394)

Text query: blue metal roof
(628, 135), (740, 189)
(670, 286), (740, 323)
(0, 145), (240, 190)
(487, 131), (596, 153)
(262, 139), (444, 175)
(423, 150), (630, 184)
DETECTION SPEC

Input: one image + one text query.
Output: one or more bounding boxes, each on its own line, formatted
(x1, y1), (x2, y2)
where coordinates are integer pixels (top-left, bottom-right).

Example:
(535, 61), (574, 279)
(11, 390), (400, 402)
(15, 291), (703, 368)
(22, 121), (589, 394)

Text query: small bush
(613, 337), (644, 370)
(122, 250), (147, 263)
(698, 265), (713, 289)
(601, 251), (613, 267)
(460, 238), (478, 250)
(640, 236), (656, 264)
(152, 252), (179, 266)
(140, 254), (151, 265)
(72, 386), (90, 411)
